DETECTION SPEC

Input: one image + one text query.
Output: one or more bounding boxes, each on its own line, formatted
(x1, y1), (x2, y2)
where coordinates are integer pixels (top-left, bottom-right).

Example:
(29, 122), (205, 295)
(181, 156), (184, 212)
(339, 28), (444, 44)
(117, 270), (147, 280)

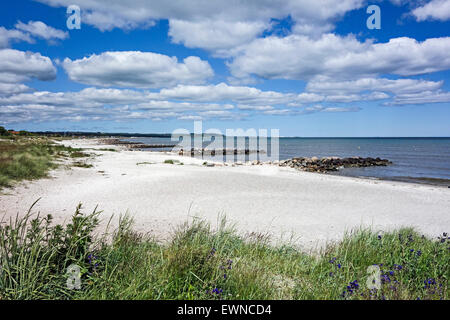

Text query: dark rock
(278, 156), (392, 173)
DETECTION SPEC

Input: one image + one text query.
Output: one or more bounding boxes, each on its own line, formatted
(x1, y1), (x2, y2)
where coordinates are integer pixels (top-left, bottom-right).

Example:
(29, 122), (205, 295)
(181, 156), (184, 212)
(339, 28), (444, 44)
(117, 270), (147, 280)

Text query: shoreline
(1, 137), (449, 251)
(358, 175), (450, 188)
(105, 137), (450, 188)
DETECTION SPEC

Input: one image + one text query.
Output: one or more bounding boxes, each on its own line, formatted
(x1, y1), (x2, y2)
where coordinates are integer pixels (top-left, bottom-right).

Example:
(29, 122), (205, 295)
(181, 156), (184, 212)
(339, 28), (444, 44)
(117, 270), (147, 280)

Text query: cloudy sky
(0, 0), (449, 136)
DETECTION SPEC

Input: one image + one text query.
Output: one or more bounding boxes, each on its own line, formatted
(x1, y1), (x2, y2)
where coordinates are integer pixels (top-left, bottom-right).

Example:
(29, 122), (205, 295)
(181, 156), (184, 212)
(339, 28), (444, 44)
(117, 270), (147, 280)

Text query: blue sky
(0, 0), (449, 136)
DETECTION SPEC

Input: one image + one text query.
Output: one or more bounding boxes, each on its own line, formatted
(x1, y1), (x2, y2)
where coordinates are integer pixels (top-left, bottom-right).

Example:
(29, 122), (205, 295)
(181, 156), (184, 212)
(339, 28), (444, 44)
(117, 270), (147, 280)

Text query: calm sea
(123, 137), (450, 186)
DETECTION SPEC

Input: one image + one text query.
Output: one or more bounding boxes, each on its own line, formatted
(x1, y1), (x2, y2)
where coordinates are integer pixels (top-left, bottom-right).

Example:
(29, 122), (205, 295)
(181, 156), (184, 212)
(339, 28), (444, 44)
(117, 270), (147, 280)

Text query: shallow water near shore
(122, 137), (450, 186)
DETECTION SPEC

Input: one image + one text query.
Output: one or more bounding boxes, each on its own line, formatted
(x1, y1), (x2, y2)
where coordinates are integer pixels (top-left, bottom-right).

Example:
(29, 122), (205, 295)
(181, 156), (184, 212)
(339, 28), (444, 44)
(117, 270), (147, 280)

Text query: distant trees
(18, 130), (33, 136)
(0, 127), (33, 136)
(0, 126), (11, 136)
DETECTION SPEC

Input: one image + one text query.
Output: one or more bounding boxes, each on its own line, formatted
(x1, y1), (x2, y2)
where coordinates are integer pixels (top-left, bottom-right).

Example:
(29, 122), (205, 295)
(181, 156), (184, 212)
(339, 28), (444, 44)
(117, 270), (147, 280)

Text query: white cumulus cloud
(35, 0), (365, 52)
(412, 0), (450, 21)
(0, 49), (56, 96)
(229, 34), (450, 81)
(306, 78), (444, 95)
(0, 27), (33, 48)
(63, 51), (214, 88)
(0, 49), (56, 81)
(389, 90), (450, 105)
(15, 21), (68, 41)
(155, 83), (291, 105)
(169, 19), (267, 57)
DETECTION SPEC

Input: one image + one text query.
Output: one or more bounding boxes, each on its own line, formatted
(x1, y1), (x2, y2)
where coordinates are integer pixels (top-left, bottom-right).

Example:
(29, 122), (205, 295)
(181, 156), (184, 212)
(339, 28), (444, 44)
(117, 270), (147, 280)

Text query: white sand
(1, 138), (449, 251)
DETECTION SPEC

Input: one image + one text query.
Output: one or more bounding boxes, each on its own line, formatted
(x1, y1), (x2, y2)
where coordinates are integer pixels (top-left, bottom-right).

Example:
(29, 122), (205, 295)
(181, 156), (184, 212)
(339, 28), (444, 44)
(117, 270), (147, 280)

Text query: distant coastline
(29, 130), (450, 139)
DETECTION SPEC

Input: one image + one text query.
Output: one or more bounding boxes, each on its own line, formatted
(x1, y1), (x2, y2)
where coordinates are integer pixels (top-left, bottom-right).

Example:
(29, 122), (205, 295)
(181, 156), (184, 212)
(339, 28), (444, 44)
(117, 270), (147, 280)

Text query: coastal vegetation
(0, 205), (448, 300)
(72, 162), (94, 168)
(136, 162), (155, 166)
(0, 135), (90, 189)
(164, 159), (183, 165)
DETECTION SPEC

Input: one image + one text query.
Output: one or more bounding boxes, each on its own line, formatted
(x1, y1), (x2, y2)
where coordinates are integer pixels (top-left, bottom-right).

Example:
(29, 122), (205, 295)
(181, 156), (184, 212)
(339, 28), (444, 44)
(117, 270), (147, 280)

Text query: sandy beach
(1, 138), (449, 251)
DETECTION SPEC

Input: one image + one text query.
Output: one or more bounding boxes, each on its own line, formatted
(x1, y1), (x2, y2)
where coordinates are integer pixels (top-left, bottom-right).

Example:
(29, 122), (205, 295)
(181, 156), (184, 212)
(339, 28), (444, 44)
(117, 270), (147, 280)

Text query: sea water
(123, 137), (450, 185)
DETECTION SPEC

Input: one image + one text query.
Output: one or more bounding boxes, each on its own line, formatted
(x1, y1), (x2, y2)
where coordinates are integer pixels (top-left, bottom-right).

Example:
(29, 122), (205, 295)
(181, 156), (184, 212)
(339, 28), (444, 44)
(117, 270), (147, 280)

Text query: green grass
(72, 162), (94, 168)
(136, 162), (155, 166)
(0, 137), (91, 189)
(163, 159), (184, 165)
(0, 205), (448, 300)
(164, 159), (182, 165)
(0, 138), (56, 188)
(70, 151), (89, 158)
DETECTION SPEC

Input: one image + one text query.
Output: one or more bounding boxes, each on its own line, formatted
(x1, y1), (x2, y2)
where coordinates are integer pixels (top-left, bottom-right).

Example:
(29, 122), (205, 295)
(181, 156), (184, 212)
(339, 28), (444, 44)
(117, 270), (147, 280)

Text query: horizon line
(28, 130), (450, 139)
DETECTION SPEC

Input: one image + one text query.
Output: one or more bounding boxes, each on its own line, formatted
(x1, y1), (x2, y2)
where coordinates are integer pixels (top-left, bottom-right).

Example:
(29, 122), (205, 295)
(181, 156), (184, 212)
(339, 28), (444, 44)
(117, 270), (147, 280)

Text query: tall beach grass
(0, 137), (89, 189)
(0, 204), (448, 300)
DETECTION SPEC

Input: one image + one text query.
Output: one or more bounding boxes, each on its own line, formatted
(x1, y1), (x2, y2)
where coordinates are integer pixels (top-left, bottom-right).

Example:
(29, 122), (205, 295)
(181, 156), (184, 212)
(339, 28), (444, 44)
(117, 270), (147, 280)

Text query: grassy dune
(0, 137), (89, 188)
(0, 205), (448, 300)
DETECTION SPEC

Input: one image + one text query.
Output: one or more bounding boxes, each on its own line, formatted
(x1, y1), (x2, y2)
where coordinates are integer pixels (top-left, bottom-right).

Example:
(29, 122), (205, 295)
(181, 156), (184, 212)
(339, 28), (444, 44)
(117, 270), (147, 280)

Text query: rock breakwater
(277, 156), (392, 173)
